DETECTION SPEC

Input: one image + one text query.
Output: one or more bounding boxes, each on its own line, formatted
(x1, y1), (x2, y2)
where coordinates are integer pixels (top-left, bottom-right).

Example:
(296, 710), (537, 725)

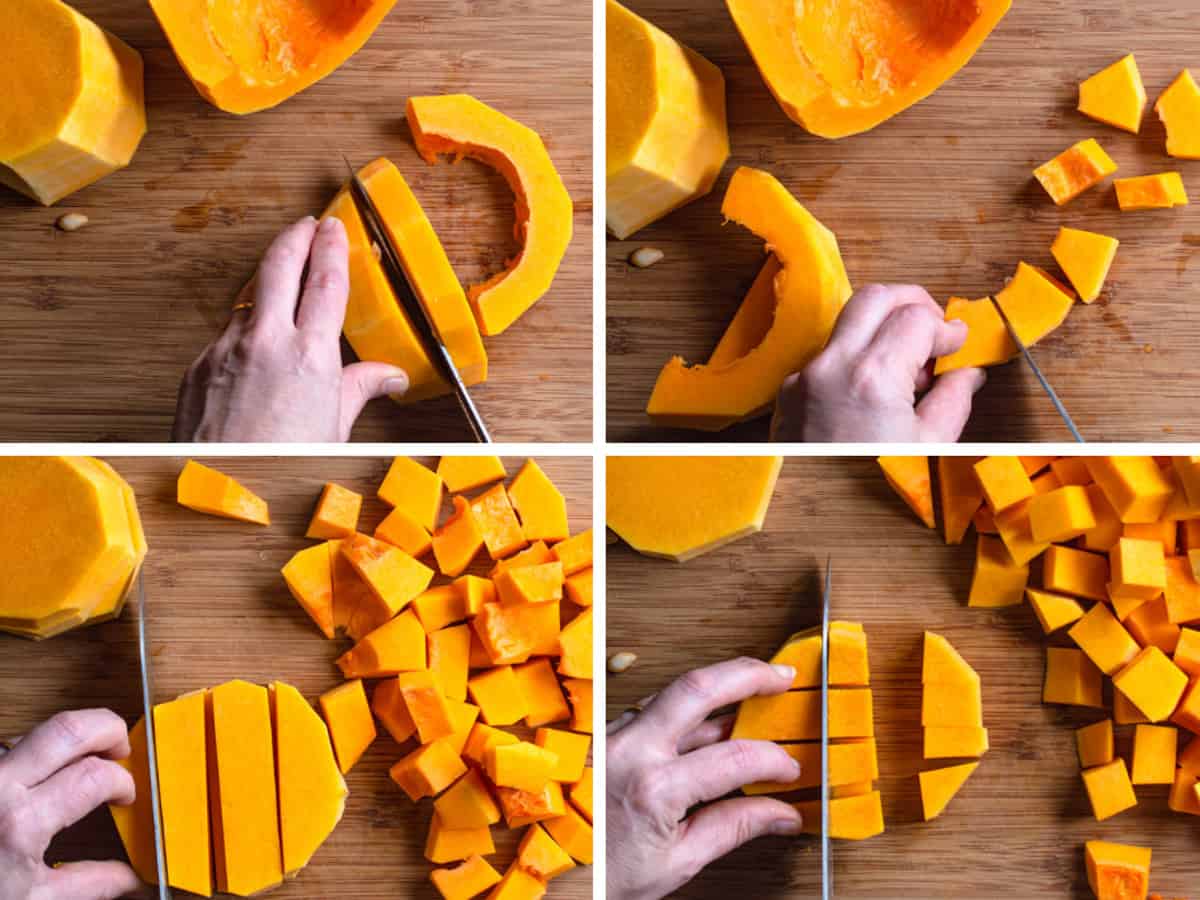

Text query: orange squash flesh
(148, 0), (397, 115)
(726, 0), (1011, 139)
(408, 95), (574, 336)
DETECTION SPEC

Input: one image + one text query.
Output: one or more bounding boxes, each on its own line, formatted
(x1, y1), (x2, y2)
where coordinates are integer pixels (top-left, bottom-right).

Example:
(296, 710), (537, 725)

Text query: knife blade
(134, 572), (171, 899)
(342, 157), (491, 443)
(987, 296), (1084, 443)
(820, 557), (832, 900)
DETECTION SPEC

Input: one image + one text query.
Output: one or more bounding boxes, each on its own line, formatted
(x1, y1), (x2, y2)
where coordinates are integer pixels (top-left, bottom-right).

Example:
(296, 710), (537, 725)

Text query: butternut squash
(937, 456), (984, 546)
(934, 297), (1015, 374)
(433, 497), (486, 577)
(606, 0), (729, 239)
(542, 807), (592, 865)
(1078, 55), (1147, 134)
(1043, 647), (1103, 707)
(725, 0), (1011, 139)
(375, 507), (433, 559)
(306, 483), (362, 540)
(430, 855), (502, 900)
(709, 257), (781, 367)
(177, 460), (270, 525)
(606, 456), (782, 561)
(323, 159), (487, 405)
(470, 485), (528, 560)
(1076, 720), (1115, 769)
(1082, 758), (1138, 821)
(425, 815), (495, 865)
(319, 679), (376, 774)
(282, 543), (336, 639)
(391, 742), (468, 802)
(153, 691), (212, 897)
(1033, 139), (1118, 206)
(517, 824), (576, 881)
(473, 600), (561, 666)
(514, 659), (571, 728)
(1027, 588), (1086, 634)
(877, 456), (935, 529)
(534, 729), (590, 784)
(498, 781), (567, 829)
(428, 623), (472, 703)
(496, 563), (565, 607)
(486, 741), (559, 793)
(1114, 647), (1188, 722)
(489, 864), (549, 900)
(647, 167), (852, 430)
(743, 740), (879, 795)
(336, 608), (426, 678)
(379, 458), (443, 527)
(1131, 724), (1176, 785)
(147, 0), (395, 115)
(569, 769), (593, 823)
(1156, 70), (1200, 159)
(563, 679), (593, 735)
(1085, 841), (1151, 900)
(109, 718), (158, 886)
(1051, 227), (1119, 304)
(340, 532), (434, 631)
(469, 665), (530, 727)
(733, 689), (875, 741)
(396, 670), (457, 744)
(437, 456), (507, 493)
(1070, 604), (1141, 676)
(793, 791), (885, 840)
(434, 769), (501, 829)
(919, 762), (978, 821)
(1116, 173), (1189, 211)
(508, 460), (570, 544)
(2, 0), (145, 205)
(994, 262), (1076, 349)
(408, 95), (573, 336)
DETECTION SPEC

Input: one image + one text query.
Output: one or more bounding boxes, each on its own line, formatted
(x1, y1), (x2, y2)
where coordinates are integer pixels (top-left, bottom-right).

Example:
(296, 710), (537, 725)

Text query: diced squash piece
(426, 816), (495, 866)
(1021, 456), (1056, 476)
(1175, 677), (1200, 734)
(1125, 598), (1181, 655)
(457, 575), (497, 614)
(517, 824), (575, 881)
(934, 297), (1015, 374)
(606, 0), (729, 239)
(437, 457), (507, 493)
(745, 739), (879, 793)
(1052, 457), (1093, 487)
(1175, 456), (1200, 508)
(464, 722), (520, 767)
(306, 483), (361, 539)
(271, 682), (347, 877)
(499, 781), (567, 829)
(493, 542), (556, 576)
(431, 855), (503, 900)
(924, 726), (989, 760)
(515, 659), (571, 728)
(775, 623), (871, 688)
(153, 691), (211, 896)
(607, 456), (782, 559)
(1033, 139), (1118, 205)
(1082, 759), (1138, 821)
(379, 457), (443, 531)
(1027, 589), (1086, 634)
(994, 263), (1076, 347)
(1030, 486), (1096, 542)
(1156, 69), (1200, 159)
(1087, 458), (1174, 524)
(733, 689), (875, 740)
(551, 530), (593, 576)
(1176, 628), (1200, 675)
(469, 666), (530, 726)
(1114, 688), (1149, 726)
(508, 461), (569, 544)
(1051, 227), (1119, 303)
(108, 718), (157, 886)
(1085, 841), (1151, 900)
(1166, 556), (1200, 624)
(209, 680), (283, 895)
(486, 741), (559, 792)
(408, 94), (572, 336)
(429, 624), (472, 703)
(569, 768), (593, 822)
(793, 791), (885, 840)
(542, 807), (593, 864)
(1044, 544), (1109, 602)
(436, 699), (480, 758)
(1113, 646), (1189, 722)
(390, 741), (468, 802)
(1078, 55), (1147, 133)
(1076, 719), (1114, 769)
(1044, 647), (1104, 707)
(1111, 537), (1167, 601)
(396, 671), (455, 744)
(937, 456), (984, 545)
(433, 497), (486, 578)
(563, 679), (593, 734)
(919, 762), (978, 821)
(535, 729), (591, 784)
(1, 0), (146, 206)
(1131, 724), (1177, 785)
(1032, 470), (1062, 496)
(878, 456), (935, 528)
(922, 632), (980, 687)
(488, 864), (548, 900)
(319, 680), (376, 774)
(565, 569), (593, 608)
(992, 500), (1047, 567)
(557, 608), (593, 679)
(435, 769), (502, 829)
(1123, 520), (1177, 555)
(471, 485), (528, 560)
(1116, 173), (1189, 211)
(1070, 604), (1141, 676)
(341, 533), (434, 632)
(414, 585), (470, 633)
(974, 456), (1034, 513)
(968, 534), (1029, 607)
(329, 538), (374, 639)
(177, 460), (269, 525)
(1083, 483), (1124, 552)
(472, 601), (560, 666)
(375, 507), (433, 559)
(282, 542), (336, 639)
(922, 680), (983, 727)
(336, 609), (426, 679)
(371, 676), (416, 744)
(496, 562), (565, 606)
(646, 168), (852, 430)
(1181, 736), (1200, 773)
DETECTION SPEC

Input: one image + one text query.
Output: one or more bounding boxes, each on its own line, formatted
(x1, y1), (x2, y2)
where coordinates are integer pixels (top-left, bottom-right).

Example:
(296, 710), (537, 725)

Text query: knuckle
(848, 357), (888, 403)
(626, 768), (668, 818)
(676, 668), (717, 703)
(46, 711), (89, 751)
(890, 302), (932, 332)
(723, 739), (761, 774)
(852, 283), (891, 307)
(307, 268), (346, 297)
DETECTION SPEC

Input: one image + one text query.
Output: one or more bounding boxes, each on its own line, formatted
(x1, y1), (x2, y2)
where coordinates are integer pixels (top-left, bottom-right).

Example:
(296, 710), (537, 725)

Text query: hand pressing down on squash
(771, 285), (987, 442)
(0, 709), (140, 900)
(607, 658), (803, 900)
(173, 217), (410, 442)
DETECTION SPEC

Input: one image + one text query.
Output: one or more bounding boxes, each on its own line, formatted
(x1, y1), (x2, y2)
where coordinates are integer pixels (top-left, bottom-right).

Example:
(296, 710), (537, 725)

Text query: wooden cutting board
(607, 457), (1200, 898)
(607, 0), (1200, 442)
(0, 456), (592, 899)
(0, 1), (592, 442)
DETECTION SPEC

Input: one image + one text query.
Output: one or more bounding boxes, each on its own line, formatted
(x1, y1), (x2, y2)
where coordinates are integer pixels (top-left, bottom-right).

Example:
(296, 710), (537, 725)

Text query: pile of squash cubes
(279, 456), (593, 900)
(880, 454), (1200, 899)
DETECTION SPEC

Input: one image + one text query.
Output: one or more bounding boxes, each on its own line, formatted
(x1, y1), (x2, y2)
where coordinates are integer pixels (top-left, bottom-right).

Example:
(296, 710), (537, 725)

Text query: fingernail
(787, 755), (802, 777)
(302, 215), (317, 225)
(383, 376), (409, 396)
(319, 216), (340, 234)
(771, 664), (796, 683)
(770, 816), (804, 836)
(972, 368), (988, 392)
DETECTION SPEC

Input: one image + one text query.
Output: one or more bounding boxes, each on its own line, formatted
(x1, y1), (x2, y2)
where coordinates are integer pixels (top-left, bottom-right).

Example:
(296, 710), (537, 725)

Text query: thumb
(677, 796), (804, 872)
(339, 362), (409, 441)
(916, 366), (987, 442)
(44, 860), (144, 900)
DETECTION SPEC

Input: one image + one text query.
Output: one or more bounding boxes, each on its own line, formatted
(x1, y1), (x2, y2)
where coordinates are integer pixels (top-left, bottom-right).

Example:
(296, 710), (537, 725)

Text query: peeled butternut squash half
(647, 167), (852, 431)
(1, 0), (145, 206)
(147, 0), (397, 115)
(725, 0), (1011, 139)
(408, 95), (574, 336)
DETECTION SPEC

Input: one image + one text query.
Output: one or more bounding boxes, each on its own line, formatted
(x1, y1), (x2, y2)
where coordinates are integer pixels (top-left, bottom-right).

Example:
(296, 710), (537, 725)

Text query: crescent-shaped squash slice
(407, 95), (573, 336)
(147, 0), (397, 115)
(323, 158), (487, 405)
(647, 167), (852, 431)
(725, 0), (1011, 139)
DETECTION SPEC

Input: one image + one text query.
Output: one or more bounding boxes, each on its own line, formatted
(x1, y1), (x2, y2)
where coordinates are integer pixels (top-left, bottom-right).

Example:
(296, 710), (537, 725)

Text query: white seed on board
(56, 213), (89, 232)
(608, 651), (638, 674)
(629, 247), (664, 268)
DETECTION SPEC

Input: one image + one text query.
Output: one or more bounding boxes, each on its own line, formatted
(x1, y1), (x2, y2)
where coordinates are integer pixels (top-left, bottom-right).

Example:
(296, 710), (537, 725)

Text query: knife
(342, 157), (492, 443)
(820, 557), (832, 900)
(987, 296), (1084, 443)
(134, 572), (171, 899)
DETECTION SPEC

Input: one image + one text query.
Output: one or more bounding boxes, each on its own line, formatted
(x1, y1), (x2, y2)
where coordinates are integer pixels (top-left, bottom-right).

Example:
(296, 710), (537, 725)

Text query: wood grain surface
(607, 1), (1200, 443)
(0, 456), (592, 899)
(0, 2), (592, 443)
(607, 457), (1200, 898)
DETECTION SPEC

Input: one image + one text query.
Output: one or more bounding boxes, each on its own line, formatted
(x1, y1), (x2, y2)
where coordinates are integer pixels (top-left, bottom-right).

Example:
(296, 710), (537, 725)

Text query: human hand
(606, 658), (805, 900)
(771, 284), (987, 442)
(172, 216), (410, 442)
(0, 710), (139, 900)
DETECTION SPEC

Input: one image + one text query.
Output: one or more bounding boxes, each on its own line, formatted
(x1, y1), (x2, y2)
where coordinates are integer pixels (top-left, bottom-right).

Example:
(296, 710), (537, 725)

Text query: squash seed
(608, 651), (638, 674)
(629, 247), (664, 268)
(55, 213), (89, 232)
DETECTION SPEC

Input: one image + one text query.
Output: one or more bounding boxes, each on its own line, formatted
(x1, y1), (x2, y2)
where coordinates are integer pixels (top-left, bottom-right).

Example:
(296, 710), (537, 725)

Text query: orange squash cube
(1086, 457), (1174, 523)
(1113, 646), (1189, 722)
(306, 482), (362, 539)
(495, 562), (565, 606)
(425, 814), (496, 864)
(1043, 544), (1109, 602)
(1114, 688), (1149, 725)
(1033, 139), (1118, 205)
(1180, 735), (1200, 773)
(177, 460), (270, 525)
(534, 729), (590, 783)
(492, 541), (555, 576)
(329, 538), (376, 639)
(508, 460), (569, 543)
(1169, 767), (1200, 814)
(1175, 628), (1200, 675)
(469, 666), (529, 726)
(974, 457), (1034, 513)
(564, 569), (593, 608)
(429, 623), (472, 702)
(1111, 537), (1167, 601)
(397, 671), (456, 744)
(341, 533), (434, 627)
(1125, 598), (1181, 655)
(1082, 483), (1123, 552)
(456, 574), (496, 614)
(793, 791), (886, 840)
(371, 678), (416, 744)
(922, 680), (982, 727)
(1081, 758), (1137, 820)
(569, 768), (592, 822)
(517, 824), (575, 881)
(1116, 172), (1189, 210)
(923, 726), (989, 760)
(470, 485), (528, 560)
(374, 506), (432, 558)
(390, 741), (468, 801)
(463, 722), (520, 767)
(994, 499), (1049, 566)
(734, 689), (875, 740)
(1131, 724), (1177, 785)
(336, 608), (426, 679)
(1029, 486), (1096, 542)
(486, 741), (559, 792)
(432, 497), (485, 577)
(473, 601), (561, 666)
(542, 806), (592, 864)
(378, 457), (443, 532)
(1051, 226), (1119, 304)
(435, 769), (501, 829)
(745, 739), (880, 793)
(1165, 556), (1200, 624)
(498, 781), (567, 828)
(968, 534), (1029, 607)
(775, 623), (871, 688)
(1123, 520), (1177, 555)
(1043, 647), (1103, 707)
(514, 659), (570, 728)
(562, 679), (592, 734)
(436, 456), (507, 493)
(1069, 604), (1140, 675)
(1027, 589), (1086, 634)
(877, 456), (936, 528)
(1051, 457), (1093, 486)
(488, 864), (547, 900)
(934, 298), (1015, 376)
(430, 854), (502, 900)
(1084, 841), (1151, 900)
(319, 680), (376, 774)
(1076, 719), (1114, 769)
(1078, 54), (1147, 133)
(557, 608), (593, 679)
(281, 542), (336, 639)
(551, 530), (593, 576)
(922, 632), (979, 687)
(413, 585), (469, 633)
(436, 700), (481, 758)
